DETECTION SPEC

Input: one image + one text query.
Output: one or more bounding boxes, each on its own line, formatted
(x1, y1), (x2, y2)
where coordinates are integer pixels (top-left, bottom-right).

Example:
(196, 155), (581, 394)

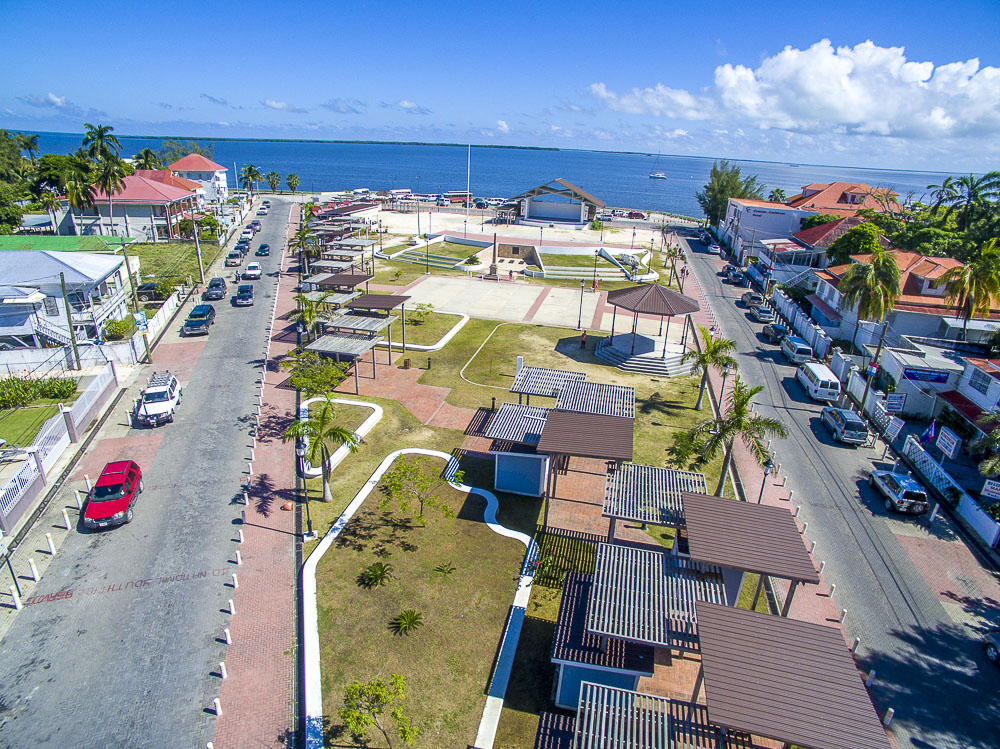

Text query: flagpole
(465, 144), (471, 238)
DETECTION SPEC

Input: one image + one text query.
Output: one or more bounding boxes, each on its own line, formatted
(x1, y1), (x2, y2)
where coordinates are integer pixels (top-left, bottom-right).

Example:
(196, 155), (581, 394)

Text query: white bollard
(801, 522), (808, 535)
(839, 608), (848, 623)
(242, 491), (249, 506)
(28, 558), (39, 582)
(787, 490), (794, 502)
(213, 698), (222, 716)
(851, 636), (861, 652)
(62, 509), (72, 530)
(229, 599), (235, 615)
(75, 491), (83, 510)
(224, 627), (232, 645)
(250, 448), (255, 462)
(237, 529), (244, 544)
(248, 461), (253, 476)
(829, 583), (836, 596)
(929, 503), (939, 523)
(866, 669), (876, 687)
(235, 550), (242, 565)
(232, 573), (239, 589)
(255, 405), (261, 417)
(819, 560), (826, 574)
(208, 743), (215, 749)
(84, 474), (92, 491)
(883, 708), (894, 727)
(809, 540), (816, 553)
(219, 662), (228, 679)
(45, 533), (56, 555)
(10, 585), (22, 610)
(793, 505), (801, 517)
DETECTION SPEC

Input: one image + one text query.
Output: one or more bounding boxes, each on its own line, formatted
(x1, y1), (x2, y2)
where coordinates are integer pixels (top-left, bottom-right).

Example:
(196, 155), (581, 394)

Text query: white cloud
(262, 98), (307, 114)
(496, 119), (510, 133)
(321, 98), (365, 114)
(397, 99), (431, 115)
(589, 39), (1000, 141)
(19, 92), (68, 108)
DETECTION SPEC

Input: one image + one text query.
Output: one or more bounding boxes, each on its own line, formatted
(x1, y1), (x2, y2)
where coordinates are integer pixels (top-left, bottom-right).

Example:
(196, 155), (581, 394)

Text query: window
(43, 296), (59, 316)
(970, 368), (992, 395)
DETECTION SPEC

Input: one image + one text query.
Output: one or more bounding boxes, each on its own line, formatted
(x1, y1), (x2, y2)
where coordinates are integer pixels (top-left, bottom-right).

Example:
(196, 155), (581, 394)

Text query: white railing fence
(69, 362), (114, 425)
(770, 288), (833, 358)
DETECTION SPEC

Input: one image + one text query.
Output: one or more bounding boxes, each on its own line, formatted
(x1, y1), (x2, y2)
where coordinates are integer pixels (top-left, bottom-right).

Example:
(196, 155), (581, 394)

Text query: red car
(83, 460), (144, 529)
(627, 210), (645, 219)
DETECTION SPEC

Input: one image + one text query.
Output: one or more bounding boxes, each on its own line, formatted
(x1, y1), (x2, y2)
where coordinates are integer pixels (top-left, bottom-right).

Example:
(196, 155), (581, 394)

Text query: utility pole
(192, 211), (205, 285)
(120, 239), (152, 364)
(60, 272), (81, 370)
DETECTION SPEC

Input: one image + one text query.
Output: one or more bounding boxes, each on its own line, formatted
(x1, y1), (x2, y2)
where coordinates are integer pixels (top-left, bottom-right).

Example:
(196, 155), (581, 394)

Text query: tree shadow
(637, 391), (685, 417)
(334, 508), (417, 555)
(252, 472), (298, 517)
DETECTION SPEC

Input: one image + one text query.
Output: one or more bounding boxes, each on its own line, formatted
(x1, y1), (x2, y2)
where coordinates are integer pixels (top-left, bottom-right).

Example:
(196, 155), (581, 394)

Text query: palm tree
(94, 157), (128, 236)
(838, 247), (902, 354)
(935, 239), (1000, 341)
(82, 123), (122, 163)
(38, 189), (61, 234)
(927, 172), (1000, 231)
(768, 188), (787, 203)
(692, 377), (788, 496)
(289, 292), (326, 341)
(282, 396), (359, 502)
(17, 133), (39, 162)
(286, 173), (300, 193)
(290, 224), (317, 274)
(66, 177), (96, 235)
(133, 148), (161, 170)
(239, 164), (264, 195)
(681, 325), (738, 411)
(663, 246), (679, 286)
(265, 171), (280, 192)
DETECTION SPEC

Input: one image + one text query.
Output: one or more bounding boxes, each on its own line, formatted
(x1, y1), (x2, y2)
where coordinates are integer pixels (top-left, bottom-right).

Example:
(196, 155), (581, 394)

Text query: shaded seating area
(304, 334), (382, 392)
(319, 312), (398, 363)
(298, 290), (358, 310)
(510, 365), (586, 404)
(483, 403), (551, 496)
(346, 293), (412, 350)
(309, 259), (358, 274)
(603, 464), (708, 539)
(604, 284), (700, 363)
(315, 273), (372, 293)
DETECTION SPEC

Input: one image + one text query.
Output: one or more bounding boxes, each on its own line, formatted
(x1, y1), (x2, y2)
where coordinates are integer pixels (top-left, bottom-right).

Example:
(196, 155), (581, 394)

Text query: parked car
(240, 229), (254, 241)
(261, 199), (271, 207)
(700, 234), (712, 246)
(708, 244), (721, 255)
(225, 251), (242, 267)
(869, 469), (931, 514)
(256, 208), (268, 216)
(83, 460), (143, 529)
(255, 243), (271, 256)
(235, 240), (250, 254)
(202, 277), (228, 301)
(781, 335), (814, 364)
(234, 284), (255, 306)
(985, 630), (1000, 665)
(762, 323), (789, 344)
(741, 291), (764, 307)
(821, 407), (869, 445)
(243, 262), (262, 280)
(474, 199), (488, 209)
(135, 372), (182, 427)
(751, 305), (775, 323)
(250, 220), (262, 231)
(797, 361), (841, 401)
(182, 304), (216, 336)
(626, 210), (645, 219)
(136, 283), (169, 302)
(729, 270), (745, 285)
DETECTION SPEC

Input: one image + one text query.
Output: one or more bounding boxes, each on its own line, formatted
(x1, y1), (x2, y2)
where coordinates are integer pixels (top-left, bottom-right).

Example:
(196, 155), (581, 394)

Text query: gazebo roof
(345, 294), (410, 311)
(606, 285), (700, 316)
(603, 464), (707, 526)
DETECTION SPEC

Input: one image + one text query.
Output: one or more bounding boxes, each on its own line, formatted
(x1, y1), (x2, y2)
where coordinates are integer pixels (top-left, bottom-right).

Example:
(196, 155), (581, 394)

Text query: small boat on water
(649, 152), (667, 179)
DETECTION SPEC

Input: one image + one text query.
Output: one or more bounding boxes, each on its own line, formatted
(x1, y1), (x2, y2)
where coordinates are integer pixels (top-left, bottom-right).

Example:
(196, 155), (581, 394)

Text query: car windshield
(92, 483), (125, 501)
(902, 489), (927, 501)
(238, 285), (253, 293)
(209, 281), (224, 288)
(143, 391), (170, 403)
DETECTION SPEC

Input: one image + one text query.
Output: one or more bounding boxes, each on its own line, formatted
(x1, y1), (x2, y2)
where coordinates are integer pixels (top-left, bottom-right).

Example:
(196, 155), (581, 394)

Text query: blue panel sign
(902, 367), (949, 384)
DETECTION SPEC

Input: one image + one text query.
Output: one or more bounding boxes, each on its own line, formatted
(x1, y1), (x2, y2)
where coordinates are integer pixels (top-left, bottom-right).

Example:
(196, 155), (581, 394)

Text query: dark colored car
(762, 323), (789, 343)
(250, 220), (262, 231)
(233, 284), (254, 306)
(136, 283), (169, 302)
(182, 304), (216, 335)
(626, 210), (645, 219)
(83, 460), (143, 528)
(202, 277), (228, 301)
(256, 243), (270, 256)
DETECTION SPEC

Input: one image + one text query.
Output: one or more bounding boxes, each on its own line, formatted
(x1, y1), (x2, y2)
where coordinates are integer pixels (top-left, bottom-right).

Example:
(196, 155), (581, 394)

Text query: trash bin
(402, 358), (411, 369)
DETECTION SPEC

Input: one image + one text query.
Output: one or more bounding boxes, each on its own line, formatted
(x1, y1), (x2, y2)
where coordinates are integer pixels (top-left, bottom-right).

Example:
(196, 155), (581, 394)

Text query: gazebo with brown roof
(606, 284), (700, 356)
(346, 294), (412, 350)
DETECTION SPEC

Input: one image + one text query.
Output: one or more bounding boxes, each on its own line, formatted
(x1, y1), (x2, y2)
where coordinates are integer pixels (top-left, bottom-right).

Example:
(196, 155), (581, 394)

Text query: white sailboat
(649, 152), (667, 179)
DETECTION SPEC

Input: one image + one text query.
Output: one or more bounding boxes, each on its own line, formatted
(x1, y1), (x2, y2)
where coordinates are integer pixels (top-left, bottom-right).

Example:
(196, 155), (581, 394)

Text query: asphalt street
(682, 232), (1000, 749)
(0, 199), (290, 748)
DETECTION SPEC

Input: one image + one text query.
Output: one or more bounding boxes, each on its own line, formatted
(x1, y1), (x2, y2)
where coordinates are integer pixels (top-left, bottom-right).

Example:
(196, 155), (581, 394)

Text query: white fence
(0, 459), (39, 518)
(771, 288), (833, 358)
(903, 435), (1000, 548)
(69, 362), (115, 425)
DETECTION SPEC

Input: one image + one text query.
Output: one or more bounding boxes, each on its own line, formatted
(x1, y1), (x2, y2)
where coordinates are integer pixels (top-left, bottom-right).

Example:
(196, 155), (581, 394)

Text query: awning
(806, 293), (842, 323)
(937, 389), (994, 433)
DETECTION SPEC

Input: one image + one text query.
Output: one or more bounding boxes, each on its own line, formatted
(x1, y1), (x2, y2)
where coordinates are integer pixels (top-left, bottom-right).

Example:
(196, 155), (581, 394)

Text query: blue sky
(2, 0), (999, 170)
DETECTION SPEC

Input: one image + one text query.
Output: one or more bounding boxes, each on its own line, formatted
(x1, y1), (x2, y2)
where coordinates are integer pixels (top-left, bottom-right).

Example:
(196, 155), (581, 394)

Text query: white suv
(244, 262), (262, 280)
(136, 372), (181, 427)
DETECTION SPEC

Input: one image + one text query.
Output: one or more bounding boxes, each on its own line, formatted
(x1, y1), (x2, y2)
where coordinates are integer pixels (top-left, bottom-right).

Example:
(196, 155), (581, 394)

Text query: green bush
(103, 319), (134, 341)
(37, 377), (77, 400)
(0, 375), (76, 409)
(154, 279), (175, 298)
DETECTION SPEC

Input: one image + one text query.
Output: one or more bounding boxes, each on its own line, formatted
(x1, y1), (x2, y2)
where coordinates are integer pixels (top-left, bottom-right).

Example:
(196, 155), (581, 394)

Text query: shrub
(154, 279), (175, 298)
(0, 375), (76, 409)
(103, 319), (133, 341)
(37, 377), (76, 400)
(389, 609), (424, 636)
(464, 255), (478, 265)
(983, 502), (1000, 522)
(433, 560), (456, 576)
(359, 562), (393, 588)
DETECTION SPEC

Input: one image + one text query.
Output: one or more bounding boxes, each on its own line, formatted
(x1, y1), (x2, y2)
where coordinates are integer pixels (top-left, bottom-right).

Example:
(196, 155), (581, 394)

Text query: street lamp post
(721, 363), (731, 401)
(576, 279), (585, 331)
(296, 439), (315, 540)
(758, 458), (775, 504)
(592, 250), (599, 290)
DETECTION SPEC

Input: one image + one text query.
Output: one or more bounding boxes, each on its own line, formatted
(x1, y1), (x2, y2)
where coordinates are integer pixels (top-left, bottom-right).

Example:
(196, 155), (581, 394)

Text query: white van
(797, 361), (841, 402)
(781, 336), (813, 364)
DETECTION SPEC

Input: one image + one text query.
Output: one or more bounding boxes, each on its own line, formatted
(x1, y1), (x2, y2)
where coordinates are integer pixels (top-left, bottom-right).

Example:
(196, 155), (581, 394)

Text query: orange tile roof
(135, 169), (201, 192)
(168, 153), (226, 172)
(792, 217), (863, 248)
(91, 174), (195, 204)
(786, 181), (899, 215)
(966, 358), (1000, 380)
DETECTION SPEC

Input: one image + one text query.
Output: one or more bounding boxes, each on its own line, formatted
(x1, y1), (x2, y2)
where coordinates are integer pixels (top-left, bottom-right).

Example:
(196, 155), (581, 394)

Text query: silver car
(821, 407), (869, 445)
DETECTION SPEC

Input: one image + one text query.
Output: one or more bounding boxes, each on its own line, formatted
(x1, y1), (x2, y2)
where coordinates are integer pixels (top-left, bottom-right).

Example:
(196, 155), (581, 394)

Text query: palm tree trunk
(321, 448), (333, 502)
(715, 443), (735, 496)
(851, 319), (862, 356)
(96, 205), (105, 235)
(695, 369), (709, 411)
(860, 321), (889, 410)
(48, 209), (57, 235)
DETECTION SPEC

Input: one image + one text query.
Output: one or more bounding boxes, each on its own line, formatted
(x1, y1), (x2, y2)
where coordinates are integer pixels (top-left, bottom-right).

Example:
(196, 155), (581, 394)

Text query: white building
(0, 251), (135, 347)
(168, 153), (229, 204)
(509, 179), (604, 229)
(718, 199), (819, 263)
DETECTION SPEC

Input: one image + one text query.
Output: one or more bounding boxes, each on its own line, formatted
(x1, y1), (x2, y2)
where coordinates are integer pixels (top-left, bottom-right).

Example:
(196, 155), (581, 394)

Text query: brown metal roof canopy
(536, 410), (633, 461)
(680, 492), (819, 584)
(316, 273), (372, 289)
(695, 602), (891, 749)
(345, 293), (410, 310)
(509, 178), (606, 208)
(606, 284), (700, 316)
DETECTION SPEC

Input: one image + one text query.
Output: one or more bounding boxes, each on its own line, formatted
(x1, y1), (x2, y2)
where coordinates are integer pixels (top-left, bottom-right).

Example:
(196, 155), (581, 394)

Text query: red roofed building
(785, 181), (899, 217)
(168, 153), (229, 203)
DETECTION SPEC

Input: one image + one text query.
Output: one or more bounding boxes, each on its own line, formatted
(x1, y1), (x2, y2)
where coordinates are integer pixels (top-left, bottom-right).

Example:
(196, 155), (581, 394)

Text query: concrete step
(393, 254), (459, 269)
(595, 341), (688, 376)
(397, 250), (463, 264)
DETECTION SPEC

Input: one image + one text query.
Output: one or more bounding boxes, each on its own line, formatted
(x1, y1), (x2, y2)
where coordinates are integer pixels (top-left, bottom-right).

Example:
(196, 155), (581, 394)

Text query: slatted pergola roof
(603, 464), (707, 526)
(510, 366), (586, 398)
(321, 248), (364, 260)
(320, 313), (397, 335)
(554, 380), (635, 419)
(305, 334), (382, 358)
(316, 273), (372, 289)
(299, 291), (358, 306)
(586, 543), (725, 652)
(302, 272), (340, 285)
(330, 238), (376, 248)
(484, 403), (549, 445)
(310, 259), (356, 272)
(572, 684), (764, 749)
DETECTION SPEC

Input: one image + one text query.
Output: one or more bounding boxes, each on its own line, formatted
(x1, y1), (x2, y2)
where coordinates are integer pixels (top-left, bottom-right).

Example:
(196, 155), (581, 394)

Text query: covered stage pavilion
(606, 283), (700, 360)
(508, 178), (605, 228)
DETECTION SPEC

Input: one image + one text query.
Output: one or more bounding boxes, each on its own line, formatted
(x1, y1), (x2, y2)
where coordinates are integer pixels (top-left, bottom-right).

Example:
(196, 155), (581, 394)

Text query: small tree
(380, 455), (461, 525)
(286, 173), (300, 193)
(409, 302), (434, 326)
(800, 213), (842, 231)
(282, 396), (359, 502)
(280, 350), (349, 397)
(389, 609), (424, 636)
(339, 674), (417, 748)
(266, 171), (281, 192)
(826, 222), (884, 265)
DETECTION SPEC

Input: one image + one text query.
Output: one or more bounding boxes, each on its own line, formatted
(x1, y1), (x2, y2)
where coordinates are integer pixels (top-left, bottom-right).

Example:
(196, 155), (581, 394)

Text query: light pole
(757, 457), (775, 504)
(592, 250), (599, 290)
(295, 439), (315, 540)
(721, 363), (731, 401)
(576, 279), (585, 331)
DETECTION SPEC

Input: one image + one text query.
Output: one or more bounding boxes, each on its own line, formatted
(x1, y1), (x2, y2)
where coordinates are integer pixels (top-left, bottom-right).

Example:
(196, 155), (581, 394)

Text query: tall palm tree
(663, 246), (679, 286)
(282, 396), (359, 502)
(838, 247), (902, 354)
(288, 292), (327, 341)
(133, 148), (161, 170)
(239, 164), (264, 195)
(94, 157), (128, 236)
(17, 133), (39, 162)
(692, 377), (788, 496)
(286, 173), (300, 193)
(927, 172), (1000, 231)
(266, 171), (281, 192)
(82, 123), (122, 163)
(38, 189), (61, 234)
(66, 177), (96, 235)
(767, 188), (787, 203)
(289, 224), (317, 275)
(681, 325), (738, 411)
(935, 239), (1000, 341)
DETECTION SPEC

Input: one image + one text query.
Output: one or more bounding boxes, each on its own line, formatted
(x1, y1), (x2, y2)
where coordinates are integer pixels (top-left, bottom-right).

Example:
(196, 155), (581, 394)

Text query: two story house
(785, 181), (900, 217)
(168, 154), (229, 204)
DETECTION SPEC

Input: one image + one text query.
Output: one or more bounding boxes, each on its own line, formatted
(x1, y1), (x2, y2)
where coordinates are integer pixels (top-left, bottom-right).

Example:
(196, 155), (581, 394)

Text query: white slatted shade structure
(510, 366), (586, 398)
(320, 313), (397, 335)
(574, 683), (669, 749)
(484, 403), (549, 445)
(603, 464), (707, 526)
(554, 381), (635, 419)
(586, 543), (726, 652)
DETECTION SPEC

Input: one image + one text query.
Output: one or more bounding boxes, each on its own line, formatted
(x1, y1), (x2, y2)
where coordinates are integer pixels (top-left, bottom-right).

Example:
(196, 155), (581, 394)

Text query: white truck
(135, 372), (182, 427)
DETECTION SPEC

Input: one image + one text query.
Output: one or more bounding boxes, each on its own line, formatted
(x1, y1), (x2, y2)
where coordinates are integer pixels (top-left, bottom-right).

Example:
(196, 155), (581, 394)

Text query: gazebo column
(387, 323), (392, 364)
(662, 317), (672, 359)
(750, 575), (765, 611)
(780, 581), (798, 617)
(354, 362), (360, 394)
(610, 306), (617, 342)
(629, 314), (638, 355)
(401, 304), (406, 352)
(372, 346), (376, 379)
(658, 315), (663, 335)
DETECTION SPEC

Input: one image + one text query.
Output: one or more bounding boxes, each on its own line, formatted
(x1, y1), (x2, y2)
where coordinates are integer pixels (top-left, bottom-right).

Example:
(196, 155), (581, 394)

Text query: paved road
(682, 234), (1000, 749)
(0, 199), (290, 748)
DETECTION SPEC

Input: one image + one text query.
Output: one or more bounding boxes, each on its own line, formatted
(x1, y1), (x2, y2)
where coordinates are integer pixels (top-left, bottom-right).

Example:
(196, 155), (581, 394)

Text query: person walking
(580, 330), (587, 349)
(235, 270), (241, 283)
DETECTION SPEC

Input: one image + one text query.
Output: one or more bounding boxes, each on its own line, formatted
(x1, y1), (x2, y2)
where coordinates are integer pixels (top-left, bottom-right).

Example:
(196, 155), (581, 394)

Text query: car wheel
(139, 294), (150, 302)
(987, 644), (999, 664)
(125, 508), (134, 523)
(167, 412), (174, 423)
(884, 498), (893, 512)
(869, 473), (876, 487)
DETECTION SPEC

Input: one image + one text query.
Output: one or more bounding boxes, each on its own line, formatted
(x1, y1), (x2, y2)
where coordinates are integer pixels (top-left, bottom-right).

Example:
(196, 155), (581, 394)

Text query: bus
(443, 191), (473, 204)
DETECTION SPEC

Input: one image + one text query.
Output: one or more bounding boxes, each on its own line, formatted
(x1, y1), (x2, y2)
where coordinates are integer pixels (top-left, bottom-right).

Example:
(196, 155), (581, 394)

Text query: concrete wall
(526, 196), (584, 222)
(555, 664), (638, 710)
(493, 453), (547, 497)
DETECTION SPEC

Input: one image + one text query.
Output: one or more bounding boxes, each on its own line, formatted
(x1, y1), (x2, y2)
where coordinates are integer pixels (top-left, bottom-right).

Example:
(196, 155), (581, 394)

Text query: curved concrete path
(383, 311), (470, 352)
(301, 448), (537, 749)
(298, 398), (384, 479)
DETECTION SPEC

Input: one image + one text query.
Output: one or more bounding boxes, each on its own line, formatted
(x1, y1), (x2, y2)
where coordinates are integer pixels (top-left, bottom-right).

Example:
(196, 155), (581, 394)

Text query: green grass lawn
(129, 241), (228, 285)
(390, 310), (464, 347)
(425, 241), (484, 260)
(538, 252), (617, 268)
(369, 258), (471, 287)
(0, 405), (60, 447)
